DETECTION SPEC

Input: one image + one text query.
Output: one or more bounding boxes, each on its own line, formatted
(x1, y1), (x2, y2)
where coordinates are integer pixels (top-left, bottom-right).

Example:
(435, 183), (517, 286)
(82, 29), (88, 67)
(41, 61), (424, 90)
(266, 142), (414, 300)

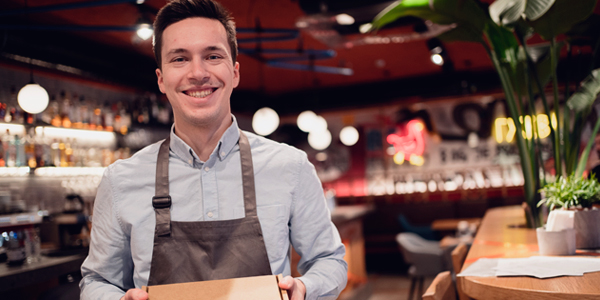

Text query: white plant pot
(536, 228), (576, 256)
(574, 208), (600, 249)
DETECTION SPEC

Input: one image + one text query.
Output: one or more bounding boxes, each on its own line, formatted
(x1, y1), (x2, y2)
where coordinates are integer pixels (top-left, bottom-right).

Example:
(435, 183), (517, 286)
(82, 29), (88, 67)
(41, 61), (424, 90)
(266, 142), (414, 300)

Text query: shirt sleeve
(80, 167), (134, 300)
(291, 154), (348, 300)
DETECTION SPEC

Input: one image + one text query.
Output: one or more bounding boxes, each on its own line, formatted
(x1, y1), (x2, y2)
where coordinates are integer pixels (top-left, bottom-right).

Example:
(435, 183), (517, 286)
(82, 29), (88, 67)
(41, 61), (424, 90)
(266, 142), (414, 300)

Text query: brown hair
(153, 0), (238, 68)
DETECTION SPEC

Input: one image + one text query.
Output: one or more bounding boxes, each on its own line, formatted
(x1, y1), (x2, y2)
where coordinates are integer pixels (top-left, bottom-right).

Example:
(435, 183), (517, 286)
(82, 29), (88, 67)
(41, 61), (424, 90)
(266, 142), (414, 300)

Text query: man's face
(156, 17), (239, 129)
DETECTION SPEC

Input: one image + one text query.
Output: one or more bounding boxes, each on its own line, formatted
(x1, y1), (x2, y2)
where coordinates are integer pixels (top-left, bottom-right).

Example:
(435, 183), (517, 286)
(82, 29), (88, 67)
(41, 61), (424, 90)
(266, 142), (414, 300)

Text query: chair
(396, 232), (447, 300)
(398, 214), (439, 241)
(422, 271), (456, 300)
(451, 243), (470, 300)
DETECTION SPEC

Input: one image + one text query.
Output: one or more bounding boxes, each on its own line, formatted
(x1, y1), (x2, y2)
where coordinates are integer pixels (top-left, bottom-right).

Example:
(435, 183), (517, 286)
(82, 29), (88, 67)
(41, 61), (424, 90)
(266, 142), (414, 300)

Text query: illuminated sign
(387, 120), (426, 166)
(494, 113), (556, 143)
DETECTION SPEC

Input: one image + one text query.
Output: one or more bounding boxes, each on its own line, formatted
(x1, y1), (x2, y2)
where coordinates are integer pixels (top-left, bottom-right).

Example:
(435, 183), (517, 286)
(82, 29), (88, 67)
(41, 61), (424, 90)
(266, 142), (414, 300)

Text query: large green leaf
(372, 0), (489, 43)
(484, 21), (520, 71)
(524, 0), (556, 21)
(489, 0), (555, 26)
(372, 0), (453, 30)
(528, 0), (597, 40)
(489, 0), (526, 26)
(567, 69), (600, 113)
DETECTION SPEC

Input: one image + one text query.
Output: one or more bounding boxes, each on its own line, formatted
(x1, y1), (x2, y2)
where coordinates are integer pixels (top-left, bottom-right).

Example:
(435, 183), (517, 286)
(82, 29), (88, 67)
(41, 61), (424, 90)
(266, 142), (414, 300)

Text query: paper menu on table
(458, 256), (600, 279)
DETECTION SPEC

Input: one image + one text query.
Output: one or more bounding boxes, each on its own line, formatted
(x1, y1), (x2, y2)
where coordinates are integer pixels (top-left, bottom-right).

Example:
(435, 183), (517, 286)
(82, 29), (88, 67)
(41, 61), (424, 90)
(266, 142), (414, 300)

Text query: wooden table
(459, 206), (600, 300)
(431, 217), (481, 232)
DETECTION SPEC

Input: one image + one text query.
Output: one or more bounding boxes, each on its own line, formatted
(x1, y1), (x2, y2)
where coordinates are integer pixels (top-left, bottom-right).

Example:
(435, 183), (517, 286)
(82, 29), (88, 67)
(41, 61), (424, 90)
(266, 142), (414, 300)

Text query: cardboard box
(142, 274), (289, 300)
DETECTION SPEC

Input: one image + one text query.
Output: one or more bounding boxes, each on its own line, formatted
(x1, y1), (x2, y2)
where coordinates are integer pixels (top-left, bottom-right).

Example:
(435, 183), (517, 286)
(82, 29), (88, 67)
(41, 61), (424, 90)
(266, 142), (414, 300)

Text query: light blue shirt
(80, 116), (347, 300)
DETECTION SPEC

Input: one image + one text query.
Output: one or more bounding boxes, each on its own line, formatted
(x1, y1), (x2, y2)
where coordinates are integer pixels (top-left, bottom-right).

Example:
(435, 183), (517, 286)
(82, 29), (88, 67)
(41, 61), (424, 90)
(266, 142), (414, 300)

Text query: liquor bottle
(0, 100), (6, 120)
(24, 128), (36, 168)
(64, 138), (73, 167)
(72, 95), (83, 129)
(4, 86), (16, 123)
(11, 86), (24, 124)
(6, 230), (26, 266)
(41, 94), (55, 125)
(34, 129), (45, 167)
(51, 92), (64, 127)
(61, 91), (72, 128)
(59, 139), (67, 167)
(80, 96), (90, 129)
(40, 132), (52, 167)
(2, 129), (13, 167)
(51, 138), (60, 167)
(14, 134), (25, 167)
(103, 102), (114, 132)
(7, 133), (17, 167)
(94, 104), (103, 131)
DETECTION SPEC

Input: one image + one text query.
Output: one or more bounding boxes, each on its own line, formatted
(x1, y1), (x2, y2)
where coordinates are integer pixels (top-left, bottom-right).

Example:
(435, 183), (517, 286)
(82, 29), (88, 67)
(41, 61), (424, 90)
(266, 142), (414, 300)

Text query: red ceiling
(3, 0), (598, 96)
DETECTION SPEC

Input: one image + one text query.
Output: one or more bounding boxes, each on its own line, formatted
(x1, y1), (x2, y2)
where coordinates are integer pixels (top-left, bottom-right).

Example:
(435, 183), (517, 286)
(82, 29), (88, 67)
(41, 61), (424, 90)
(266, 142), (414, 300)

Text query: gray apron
(147, 130), (273, 285)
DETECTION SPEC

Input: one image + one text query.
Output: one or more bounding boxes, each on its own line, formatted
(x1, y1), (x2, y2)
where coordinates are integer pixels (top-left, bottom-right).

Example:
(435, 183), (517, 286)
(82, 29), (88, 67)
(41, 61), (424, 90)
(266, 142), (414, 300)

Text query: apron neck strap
(238, 130), (257, 217)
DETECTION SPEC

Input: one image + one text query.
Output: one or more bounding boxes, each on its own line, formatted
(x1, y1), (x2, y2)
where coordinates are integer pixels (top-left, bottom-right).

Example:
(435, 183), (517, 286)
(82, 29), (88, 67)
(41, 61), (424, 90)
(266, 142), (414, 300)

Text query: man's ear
(233, 62), (240, 88)
(156, 68), (165, 94)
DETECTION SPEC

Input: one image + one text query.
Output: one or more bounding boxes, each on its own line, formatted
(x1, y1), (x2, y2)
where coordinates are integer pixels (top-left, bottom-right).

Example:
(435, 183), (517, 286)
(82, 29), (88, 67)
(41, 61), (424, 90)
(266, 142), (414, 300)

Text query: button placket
(201, 161), (218, 220)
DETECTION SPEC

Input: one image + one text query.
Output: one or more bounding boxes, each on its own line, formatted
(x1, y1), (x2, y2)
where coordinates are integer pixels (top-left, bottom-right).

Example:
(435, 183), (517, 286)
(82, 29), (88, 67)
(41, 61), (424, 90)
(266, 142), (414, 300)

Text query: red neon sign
(386, 120), (426, 164)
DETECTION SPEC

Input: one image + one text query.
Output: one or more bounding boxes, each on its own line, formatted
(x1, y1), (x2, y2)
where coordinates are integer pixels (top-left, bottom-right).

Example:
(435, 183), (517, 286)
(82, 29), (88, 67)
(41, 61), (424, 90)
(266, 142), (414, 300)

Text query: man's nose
(188, 59), (209, 81)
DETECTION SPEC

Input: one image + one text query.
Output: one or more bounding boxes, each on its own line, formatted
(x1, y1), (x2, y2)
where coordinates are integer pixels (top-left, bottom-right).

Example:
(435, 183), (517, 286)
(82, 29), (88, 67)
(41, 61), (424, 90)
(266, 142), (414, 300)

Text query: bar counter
(459, 206), (600, 300)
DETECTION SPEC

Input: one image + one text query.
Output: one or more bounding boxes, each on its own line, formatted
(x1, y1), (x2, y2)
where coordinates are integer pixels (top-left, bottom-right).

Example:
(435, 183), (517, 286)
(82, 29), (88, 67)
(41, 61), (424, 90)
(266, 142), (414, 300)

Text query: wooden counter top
(0, 254), (86, 292)
(460, 206), (600, 300)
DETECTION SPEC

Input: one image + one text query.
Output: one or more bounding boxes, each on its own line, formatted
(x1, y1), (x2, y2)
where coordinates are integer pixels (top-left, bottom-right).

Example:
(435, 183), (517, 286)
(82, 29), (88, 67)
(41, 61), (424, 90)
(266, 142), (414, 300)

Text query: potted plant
(539, 174), (600, 249)
(371, 0), (600, 228)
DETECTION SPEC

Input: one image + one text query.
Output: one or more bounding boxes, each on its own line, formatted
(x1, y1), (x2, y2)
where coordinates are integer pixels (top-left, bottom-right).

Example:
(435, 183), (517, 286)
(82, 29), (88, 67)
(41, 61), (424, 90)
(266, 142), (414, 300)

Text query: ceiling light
(136, 23), (153, 40)
(297, 110), (317, 132)
(18, 83), (49, 114)
(339, 126), (359, 146)
(252, 107), (279, 136)
(335, 13), (355, 25)
(431, 53), (444, 66)
(136, 0), (145, 4)
(308, 129), (332, 150)
(297, 111), (329, 133)
(359, 23), (372, 33)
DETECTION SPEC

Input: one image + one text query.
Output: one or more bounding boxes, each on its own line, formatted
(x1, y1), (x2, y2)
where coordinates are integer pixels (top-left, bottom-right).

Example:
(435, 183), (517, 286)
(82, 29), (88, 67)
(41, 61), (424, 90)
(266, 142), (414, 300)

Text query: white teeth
(188, 89), (214, 98)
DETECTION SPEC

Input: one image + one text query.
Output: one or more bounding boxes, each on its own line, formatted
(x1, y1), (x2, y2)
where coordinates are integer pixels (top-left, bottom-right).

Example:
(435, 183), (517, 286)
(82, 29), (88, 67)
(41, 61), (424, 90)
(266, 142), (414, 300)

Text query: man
(79, 0), (347, 299)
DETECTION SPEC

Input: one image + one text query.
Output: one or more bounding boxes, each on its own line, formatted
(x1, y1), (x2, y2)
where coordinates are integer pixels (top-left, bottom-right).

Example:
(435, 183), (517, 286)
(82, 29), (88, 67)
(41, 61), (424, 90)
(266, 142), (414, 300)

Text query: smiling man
(79, 1), (347, 300)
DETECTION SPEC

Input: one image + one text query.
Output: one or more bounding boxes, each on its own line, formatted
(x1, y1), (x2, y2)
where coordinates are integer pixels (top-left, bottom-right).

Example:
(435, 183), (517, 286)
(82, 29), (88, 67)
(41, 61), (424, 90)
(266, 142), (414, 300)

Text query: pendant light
(18, 0), (49, 115)
(18, 75), (49, 115)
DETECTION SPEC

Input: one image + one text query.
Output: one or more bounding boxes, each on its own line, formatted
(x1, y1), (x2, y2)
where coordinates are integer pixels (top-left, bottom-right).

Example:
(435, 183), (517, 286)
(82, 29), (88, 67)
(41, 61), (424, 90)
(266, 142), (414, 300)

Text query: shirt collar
(169, 115), (241, 165)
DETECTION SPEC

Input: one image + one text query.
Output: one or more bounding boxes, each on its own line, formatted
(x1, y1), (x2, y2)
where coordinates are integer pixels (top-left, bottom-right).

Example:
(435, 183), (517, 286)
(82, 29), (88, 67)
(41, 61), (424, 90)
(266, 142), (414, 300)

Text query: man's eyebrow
(205, 45), (227, 52)
(165, 48), (188, 56)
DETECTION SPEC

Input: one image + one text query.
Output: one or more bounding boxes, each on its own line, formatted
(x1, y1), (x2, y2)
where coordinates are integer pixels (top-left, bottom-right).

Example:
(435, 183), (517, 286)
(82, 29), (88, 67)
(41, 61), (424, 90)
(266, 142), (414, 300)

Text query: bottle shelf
(0, 211), (48, 228)
(0, 167), (106, 177)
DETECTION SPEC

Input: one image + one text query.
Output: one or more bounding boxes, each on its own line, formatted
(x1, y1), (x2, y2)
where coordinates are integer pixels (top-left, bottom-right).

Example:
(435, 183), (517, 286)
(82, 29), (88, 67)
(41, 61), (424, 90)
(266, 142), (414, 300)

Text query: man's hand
(278, 276), (306, 300)
(120, 288), (148, 300)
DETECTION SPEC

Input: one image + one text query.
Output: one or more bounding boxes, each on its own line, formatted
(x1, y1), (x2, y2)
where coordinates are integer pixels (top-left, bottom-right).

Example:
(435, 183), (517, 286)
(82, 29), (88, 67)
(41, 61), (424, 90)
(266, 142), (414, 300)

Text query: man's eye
(171, 57), (186, 62)
(208, 55), (222, 60)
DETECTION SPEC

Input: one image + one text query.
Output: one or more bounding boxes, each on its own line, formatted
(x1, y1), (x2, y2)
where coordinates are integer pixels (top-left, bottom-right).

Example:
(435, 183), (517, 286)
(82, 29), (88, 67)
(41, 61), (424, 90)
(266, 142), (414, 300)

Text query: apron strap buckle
(152, 196), (172, 209)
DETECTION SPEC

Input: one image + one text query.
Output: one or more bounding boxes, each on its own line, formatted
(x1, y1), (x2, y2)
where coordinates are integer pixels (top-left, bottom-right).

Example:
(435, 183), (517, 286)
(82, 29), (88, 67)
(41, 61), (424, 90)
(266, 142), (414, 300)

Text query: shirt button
(207, 211), (214, 218)
(204, 167), (210, 172)
(188, 160), (192, 164)
(221, 152), (226, 157)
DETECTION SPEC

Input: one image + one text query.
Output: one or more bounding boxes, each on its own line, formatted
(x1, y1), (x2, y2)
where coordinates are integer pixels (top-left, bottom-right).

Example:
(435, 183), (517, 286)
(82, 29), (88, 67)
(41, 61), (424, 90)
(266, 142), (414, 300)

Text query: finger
(278, 276), (295, 290)
(123, 288), (149, 300)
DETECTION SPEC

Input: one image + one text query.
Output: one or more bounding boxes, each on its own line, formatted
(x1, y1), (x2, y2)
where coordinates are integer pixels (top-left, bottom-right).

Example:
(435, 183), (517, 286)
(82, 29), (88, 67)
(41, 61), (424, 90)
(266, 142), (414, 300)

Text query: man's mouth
(184, 88), (216, 98)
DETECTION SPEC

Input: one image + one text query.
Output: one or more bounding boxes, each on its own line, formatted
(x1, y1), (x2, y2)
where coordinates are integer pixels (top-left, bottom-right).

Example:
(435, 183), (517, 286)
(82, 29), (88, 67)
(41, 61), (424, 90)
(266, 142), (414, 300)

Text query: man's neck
(174, 117), (233, 162)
